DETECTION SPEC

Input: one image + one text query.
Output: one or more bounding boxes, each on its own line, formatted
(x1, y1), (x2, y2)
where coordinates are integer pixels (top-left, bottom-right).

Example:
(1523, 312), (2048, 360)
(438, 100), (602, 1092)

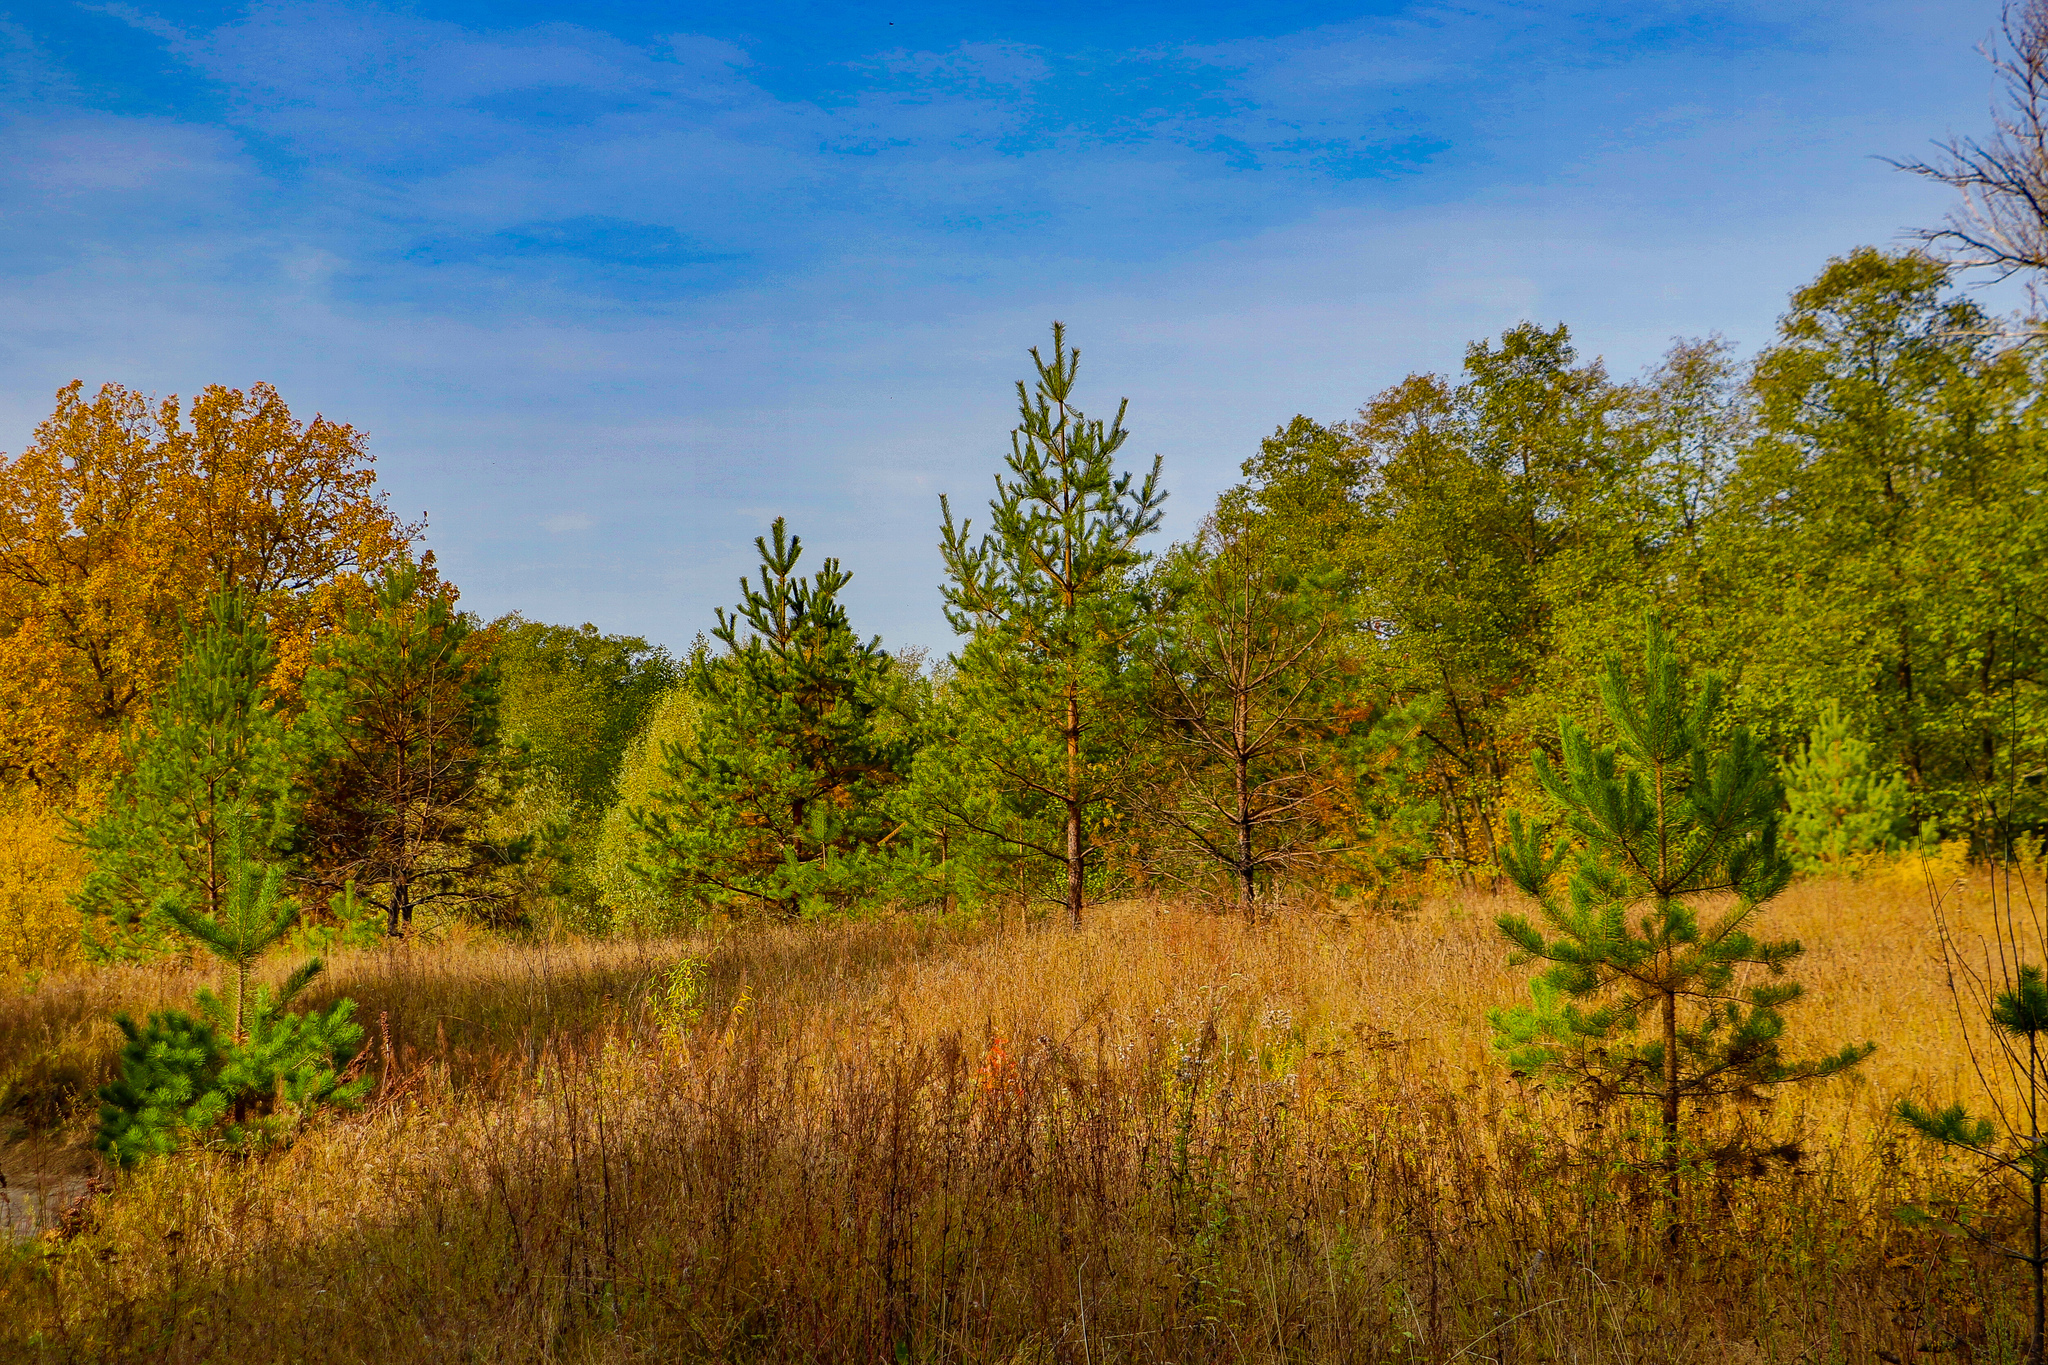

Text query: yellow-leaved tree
(0, 795), (90, 976)
(0, 381), (419, 790)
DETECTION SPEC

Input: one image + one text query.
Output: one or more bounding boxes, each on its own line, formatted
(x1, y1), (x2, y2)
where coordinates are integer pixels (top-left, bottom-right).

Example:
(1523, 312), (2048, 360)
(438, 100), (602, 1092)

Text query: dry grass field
(0, 863), (2035, 1363)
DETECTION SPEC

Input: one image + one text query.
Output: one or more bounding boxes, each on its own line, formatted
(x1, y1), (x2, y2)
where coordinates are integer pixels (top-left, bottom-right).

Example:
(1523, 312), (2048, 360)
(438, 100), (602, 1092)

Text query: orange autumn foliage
(0, 380), (419, 790)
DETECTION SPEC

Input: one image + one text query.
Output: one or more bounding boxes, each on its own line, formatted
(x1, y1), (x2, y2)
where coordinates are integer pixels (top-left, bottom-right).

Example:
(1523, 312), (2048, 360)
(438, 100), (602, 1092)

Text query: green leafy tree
(1320, 694), (1442, 909)
(1782, 700), (1916, 874)
(298, 560), (527, 936)
(489, 615), (679, 813)
(590, 683), (703, 930)
(485, 617), (678, 929)
(633, 520), (906, 919)
(934, 322), (1165, 926)
(1493, 617), (1874, 1227)
(1299, 327), (1641, 883)
(1214, 415), (1370, 600)
(95, 828), (366, 1165)
(1725, 248), (2048, 845)
(1526, 336), (1752, 741)
(75, 588), (296, 962)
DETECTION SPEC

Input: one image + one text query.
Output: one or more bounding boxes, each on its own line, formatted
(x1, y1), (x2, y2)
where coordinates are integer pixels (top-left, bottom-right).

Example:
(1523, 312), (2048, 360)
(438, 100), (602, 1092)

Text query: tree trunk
(234, 959), (250, 1045)
(389, 878), (411, 938)
(1236, 742), (1255, 922)
(1065, 684), (1084, 929)
(1662, 985), (1682, 1242)
(1065, 799), (1084, 930)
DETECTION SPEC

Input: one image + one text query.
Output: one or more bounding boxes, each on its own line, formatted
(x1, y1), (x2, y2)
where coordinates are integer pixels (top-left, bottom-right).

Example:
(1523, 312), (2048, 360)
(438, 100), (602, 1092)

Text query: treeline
(0, 246), (2040, 968)
(1225, 247), (2047, 881)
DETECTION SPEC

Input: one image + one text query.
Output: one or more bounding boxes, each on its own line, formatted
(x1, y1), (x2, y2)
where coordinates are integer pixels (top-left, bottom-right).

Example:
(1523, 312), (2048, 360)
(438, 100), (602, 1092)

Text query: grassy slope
(0, 869), (2031, 1363)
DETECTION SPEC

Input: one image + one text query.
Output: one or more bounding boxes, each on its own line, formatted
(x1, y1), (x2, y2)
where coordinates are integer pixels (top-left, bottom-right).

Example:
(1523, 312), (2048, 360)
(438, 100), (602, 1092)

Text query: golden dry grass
(0, 867), (2037, 1363)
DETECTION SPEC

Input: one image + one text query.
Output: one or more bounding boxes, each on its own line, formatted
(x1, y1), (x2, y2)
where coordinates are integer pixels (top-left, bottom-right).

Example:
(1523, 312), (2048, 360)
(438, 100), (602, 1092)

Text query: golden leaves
(0, 381), (420, 790)
(0, 382), (419, 789)
(0, 792), (90, 976)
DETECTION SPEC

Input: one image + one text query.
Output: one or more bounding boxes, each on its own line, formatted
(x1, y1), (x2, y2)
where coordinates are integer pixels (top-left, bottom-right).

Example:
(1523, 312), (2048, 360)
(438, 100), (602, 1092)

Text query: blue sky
(0, 0), (2011, 651)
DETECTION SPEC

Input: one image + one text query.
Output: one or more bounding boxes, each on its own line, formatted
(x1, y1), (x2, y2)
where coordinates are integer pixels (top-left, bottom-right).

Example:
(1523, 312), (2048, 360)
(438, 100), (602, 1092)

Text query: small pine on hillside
(1493, 617), (1874, 1233)
(1782, 699), (1916, 874)
(96, 826), (367, 1165)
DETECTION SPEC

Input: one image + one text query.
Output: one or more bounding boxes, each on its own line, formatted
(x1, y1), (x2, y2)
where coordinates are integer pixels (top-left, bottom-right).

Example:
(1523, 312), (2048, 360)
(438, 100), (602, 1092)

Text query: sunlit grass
(0, 868), (2036, 1363)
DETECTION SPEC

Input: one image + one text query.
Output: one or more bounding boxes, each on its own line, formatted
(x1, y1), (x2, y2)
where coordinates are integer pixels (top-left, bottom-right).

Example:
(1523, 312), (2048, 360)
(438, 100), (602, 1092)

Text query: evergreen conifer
(1899, 967), (2048, 1365)
(1494, 616), (1874, 1229)
(76, 588), (295, 961)
(1136, 519), (1352, 916)
(933, 323), (1164, 926)
(96, 823), (367, 1164)
(634, 519), (906, 918)
(1898, 872), (2048, 1365)
(95, 1009), (225, 1167)
(1782, 699), (1915, 873)
(298, 560), (525, 936)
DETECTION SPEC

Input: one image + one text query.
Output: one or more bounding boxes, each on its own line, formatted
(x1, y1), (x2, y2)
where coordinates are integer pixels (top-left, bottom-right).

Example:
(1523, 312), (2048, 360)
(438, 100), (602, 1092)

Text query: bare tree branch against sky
(0, 1), (2016, 649)
(1898, 0), (2048, 279)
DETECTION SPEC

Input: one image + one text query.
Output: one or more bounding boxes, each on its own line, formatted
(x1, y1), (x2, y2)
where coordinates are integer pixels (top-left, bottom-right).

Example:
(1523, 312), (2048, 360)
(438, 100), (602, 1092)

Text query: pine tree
(298, 560), (526, 936)
(633, 519), (906, 918)
(935, 323), (1165, 927)
(95, 824), (367, 1164)
(1493, 616), (1874, 1230)
(1136, 519), (1349, 916)
(1782, 699), (1915, 874)
(75, 588), (295, 962)
(163, 820), (308, 1047)
(95, 1010), (225, 1167)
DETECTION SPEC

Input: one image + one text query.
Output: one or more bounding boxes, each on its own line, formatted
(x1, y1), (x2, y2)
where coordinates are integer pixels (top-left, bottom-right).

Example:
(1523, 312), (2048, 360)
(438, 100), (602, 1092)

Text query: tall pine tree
(76, 588), (295, 962)
(934, 323), (1164, 927)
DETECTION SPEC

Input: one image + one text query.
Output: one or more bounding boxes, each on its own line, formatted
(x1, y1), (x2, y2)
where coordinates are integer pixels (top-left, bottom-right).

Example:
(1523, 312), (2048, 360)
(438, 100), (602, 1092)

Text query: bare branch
(1896, 1), (2048, 281)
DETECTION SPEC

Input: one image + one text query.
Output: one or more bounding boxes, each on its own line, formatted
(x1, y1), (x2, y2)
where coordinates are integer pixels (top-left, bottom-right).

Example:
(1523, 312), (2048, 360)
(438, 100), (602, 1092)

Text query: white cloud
(0, 0), (2017, 651)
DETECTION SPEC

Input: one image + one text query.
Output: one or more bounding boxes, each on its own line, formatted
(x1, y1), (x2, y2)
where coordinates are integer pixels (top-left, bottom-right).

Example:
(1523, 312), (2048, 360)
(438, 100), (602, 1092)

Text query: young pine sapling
(96, 826), (368, 1165)
(1493, 617), (1874, 1235)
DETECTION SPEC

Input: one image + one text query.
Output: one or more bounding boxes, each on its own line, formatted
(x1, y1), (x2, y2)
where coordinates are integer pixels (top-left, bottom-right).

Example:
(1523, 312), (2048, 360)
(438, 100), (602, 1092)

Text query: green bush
(1782, 700), (1916, 874)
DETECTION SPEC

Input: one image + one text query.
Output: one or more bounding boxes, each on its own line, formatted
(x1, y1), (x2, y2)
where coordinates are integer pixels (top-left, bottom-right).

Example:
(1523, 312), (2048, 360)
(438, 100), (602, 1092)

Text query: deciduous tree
(0, 381), (414, 789)
(490, 616), (679, 814)
(1724, 249), (2048, 844)
(1896, 0), (2048, 280)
